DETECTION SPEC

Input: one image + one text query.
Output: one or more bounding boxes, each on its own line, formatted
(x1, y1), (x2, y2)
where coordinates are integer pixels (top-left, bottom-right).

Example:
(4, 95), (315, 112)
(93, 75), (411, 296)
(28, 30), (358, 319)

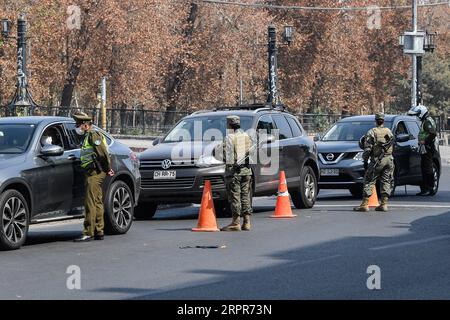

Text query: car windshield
(322, 121), (392, 142)
(163, 115), (253, 142)
(0, 124), (36, 154)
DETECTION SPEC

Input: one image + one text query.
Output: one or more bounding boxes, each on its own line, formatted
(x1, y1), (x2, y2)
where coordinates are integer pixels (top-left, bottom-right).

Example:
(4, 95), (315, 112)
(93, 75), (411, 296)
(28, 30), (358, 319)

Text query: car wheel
(428, 163), (439, 196)
(134, 201), (158, 220)
(0, 190), (29, 251)
(349, 185), (363, 198)
(104, 181), (134, 235)
(291, 166), (317, 209)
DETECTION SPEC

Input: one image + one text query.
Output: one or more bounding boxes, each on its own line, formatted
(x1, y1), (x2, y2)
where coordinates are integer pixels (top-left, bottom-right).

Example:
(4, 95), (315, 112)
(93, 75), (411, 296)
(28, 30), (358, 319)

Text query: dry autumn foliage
(0, 0), (448, 117)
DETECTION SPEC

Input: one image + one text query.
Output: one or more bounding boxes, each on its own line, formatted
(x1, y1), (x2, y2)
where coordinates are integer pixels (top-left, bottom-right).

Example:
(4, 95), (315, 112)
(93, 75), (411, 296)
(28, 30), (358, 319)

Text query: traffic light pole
(411, 0), (418, 108)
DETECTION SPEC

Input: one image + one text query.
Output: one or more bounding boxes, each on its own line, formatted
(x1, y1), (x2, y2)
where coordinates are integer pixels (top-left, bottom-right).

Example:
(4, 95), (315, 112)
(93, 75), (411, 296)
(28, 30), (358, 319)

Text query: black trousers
(421, 150), (434, 191)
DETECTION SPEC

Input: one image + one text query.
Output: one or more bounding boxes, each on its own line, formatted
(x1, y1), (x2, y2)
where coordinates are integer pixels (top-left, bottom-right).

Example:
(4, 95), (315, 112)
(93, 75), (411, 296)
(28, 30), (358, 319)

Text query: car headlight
(353, 152), (364, 161)
(196, 155), (223, 167)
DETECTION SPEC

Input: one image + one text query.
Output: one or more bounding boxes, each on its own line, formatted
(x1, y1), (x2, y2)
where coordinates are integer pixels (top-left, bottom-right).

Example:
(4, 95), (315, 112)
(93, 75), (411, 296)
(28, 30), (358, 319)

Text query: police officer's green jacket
(418, 116), (437, 146)
(362, 126), (394, 163)
(222, 129), (253, 176)
(81, 130), (111, 173)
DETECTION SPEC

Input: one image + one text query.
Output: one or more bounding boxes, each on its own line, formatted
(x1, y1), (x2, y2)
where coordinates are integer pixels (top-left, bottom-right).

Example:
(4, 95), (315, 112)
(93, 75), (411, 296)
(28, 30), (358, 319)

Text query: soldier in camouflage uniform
(220, 115), (254, 231)
(354, 113), (394, 212)
(408, 105), (437, 196)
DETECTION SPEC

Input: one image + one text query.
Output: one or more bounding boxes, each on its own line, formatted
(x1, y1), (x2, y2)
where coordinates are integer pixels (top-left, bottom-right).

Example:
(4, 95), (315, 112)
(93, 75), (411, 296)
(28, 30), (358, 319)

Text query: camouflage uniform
(221, 115), (253, 231)
(418, 116), (437, 195)
(354, 113), (394, 212)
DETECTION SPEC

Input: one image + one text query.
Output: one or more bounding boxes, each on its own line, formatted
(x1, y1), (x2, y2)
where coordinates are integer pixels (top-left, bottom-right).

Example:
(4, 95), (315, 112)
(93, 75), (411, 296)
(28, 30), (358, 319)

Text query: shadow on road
(93, 210), (450, 299)
(25, 230), (81, 246)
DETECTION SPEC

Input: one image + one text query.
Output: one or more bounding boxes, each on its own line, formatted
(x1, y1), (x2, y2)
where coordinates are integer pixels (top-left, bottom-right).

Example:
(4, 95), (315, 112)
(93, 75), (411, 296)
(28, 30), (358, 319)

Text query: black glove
(363, 162), (368, 171)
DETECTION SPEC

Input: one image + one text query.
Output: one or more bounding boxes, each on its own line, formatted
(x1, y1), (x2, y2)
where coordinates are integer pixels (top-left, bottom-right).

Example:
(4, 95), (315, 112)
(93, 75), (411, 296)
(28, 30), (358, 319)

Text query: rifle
(365, 134), (394, 175)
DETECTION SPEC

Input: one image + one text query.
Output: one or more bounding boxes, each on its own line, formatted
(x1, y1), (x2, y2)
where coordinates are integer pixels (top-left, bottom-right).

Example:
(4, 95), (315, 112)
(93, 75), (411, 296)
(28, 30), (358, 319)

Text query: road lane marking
(314, 204), (450, 208)
(370, 235), (450, 251)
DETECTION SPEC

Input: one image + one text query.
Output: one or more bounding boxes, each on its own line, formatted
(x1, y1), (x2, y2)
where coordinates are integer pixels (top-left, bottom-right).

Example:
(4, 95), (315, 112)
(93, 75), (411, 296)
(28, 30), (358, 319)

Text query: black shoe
(74, 235), (93, 242)
(94, 234), (104, 240)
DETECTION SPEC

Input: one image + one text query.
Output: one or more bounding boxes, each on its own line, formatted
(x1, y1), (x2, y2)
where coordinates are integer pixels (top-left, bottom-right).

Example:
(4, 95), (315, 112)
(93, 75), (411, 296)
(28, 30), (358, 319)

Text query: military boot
(242, 215), (251, 231)
(221, 215), (241, 231)
(353, 198), (369, 212)
(375, 196), (388, 212)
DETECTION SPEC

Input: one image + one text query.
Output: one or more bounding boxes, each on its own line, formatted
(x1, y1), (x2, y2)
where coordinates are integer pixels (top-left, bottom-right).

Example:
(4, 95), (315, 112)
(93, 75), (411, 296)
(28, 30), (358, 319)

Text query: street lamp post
(399, 0), (437, 109)
(267, 25), (293, 108)
(1, 13), (38, 116)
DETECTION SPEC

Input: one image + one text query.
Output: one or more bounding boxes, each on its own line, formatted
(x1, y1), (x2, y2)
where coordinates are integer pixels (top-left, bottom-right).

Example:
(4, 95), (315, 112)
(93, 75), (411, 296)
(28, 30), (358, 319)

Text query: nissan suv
(136, 105), (320, 218)
(316, 115), (441, 197)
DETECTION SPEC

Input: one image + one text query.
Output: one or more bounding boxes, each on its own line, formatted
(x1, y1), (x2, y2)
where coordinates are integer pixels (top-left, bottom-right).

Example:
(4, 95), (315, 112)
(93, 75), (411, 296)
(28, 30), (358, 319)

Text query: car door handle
(67, 155), (77, 161)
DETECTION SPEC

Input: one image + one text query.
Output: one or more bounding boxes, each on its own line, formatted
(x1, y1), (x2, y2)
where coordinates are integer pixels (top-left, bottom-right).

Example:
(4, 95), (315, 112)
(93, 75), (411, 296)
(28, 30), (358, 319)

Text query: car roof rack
(191, 103), (288, 114)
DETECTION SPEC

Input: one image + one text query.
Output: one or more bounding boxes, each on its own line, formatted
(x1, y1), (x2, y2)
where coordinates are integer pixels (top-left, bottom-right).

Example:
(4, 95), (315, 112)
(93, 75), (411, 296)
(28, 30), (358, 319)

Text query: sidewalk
(440, 145), (450, 166)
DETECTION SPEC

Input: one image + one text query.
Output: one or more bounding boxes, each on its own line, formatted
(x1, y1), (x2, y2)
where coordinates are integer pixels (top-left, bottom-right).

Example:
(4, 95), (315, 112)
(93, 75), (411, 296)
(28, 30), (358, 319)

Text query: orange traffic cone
(368, 185), (380, 208)
(192, 180), (220, 232)
(270, 171), (297, 218)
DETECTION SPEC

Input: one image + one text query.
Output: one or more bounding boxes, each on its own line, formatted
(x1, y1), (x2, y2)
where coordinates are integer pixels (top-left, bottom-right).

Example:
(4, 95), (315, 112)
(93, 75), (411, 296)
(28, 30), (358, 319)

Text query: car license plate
(321, 169), (339, 176)
(153, 170), (176, 180)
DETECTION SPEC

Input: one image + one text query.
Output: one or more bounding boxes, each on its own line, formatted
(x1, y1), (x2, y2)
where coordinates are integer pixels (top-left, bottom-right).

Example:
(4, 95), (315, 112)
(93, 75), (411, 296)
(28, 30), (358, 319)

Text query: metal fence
(0, 105), (444, 137)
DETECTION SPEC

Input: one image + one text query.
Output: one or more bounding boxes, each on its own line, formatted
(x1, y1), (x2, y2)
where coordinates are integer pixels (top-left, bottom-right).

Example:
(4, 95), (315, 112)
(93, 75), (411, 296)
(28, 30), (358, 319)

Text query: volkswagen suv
(136, 105), (320, 218)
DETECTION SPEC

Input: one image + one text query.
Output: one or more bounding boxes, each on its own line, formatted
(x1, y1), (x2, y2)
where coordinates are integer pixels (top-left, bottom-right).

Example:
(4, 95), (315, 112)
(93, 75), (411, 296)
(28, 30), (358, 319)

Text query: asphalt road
(1, 169), (450, 300)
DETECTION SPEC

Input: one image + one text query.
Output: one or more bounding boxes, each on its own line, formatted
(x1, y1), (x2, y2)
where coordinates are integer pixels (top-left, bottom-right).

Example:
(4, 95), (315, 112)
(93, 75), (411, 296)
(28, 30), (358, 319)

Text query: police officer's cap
(227, 115), (240, 126)
(375, 113), (385, 120)
(72, 112), (92, 125)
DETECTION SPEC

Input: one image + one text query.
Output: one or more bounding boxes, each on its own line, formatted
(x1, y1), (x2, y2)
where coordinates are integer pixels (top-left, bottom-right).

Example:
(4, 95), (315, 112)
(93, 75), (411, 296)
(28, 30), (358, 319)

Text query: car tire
(0, 190), (29, 251)
(134, 201), (158, 220)
(104, 181), (134, 235)
(349, 185), (363, 198)
(291, 166), (317, 209)
(427, 162), (440, 196)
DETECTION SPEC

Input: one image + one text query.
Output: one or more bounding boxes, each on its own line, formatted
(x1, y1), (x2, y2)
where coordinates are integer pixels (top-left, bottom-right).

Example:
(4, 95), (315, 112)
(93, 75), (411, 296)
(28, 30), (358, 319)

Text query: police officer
(73, 112), (114, 242)
(354, 113), (394, 212)
(220, 115), (253, 231)
(408, 105), (437, 196)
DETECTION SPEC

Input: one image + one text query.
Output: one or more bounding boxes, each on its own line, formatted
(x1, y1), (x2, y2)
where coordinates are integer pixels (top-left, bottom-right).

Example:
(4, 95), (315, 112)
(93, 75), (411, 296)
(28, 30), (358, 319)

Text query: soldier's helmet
(375, 113), (385, 121)
(407, 104), (428, 120)
(227, 115), (240, 127)
(72, 111), (92, 126)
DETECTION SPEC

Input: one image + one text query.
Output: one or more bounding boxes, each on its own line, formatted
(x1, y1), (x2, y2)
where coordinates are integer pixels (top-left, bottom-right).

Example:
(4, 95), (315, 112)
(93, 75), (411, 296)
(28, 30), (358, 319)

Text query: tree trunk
(164, 2), (198, 126)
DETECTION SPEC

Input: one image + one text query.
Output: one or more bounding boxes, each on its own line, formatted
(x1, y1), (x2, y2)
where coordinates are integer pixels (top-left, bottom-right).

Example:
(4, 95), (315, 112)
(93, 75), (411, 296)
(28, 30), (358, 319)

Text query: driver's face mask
(42, 136), (53, 145)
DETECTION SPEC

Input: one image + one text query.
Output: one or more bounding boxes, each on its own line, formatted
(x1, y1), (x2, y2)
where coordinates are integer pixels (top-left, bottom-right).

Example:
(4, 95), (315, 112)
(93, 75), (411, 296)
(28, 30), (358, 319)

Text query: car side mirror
(40, 145), (64, 157)
(313, 134), (321, 142)
(396, 133), (410, 143)
(152, 137), (161, 146)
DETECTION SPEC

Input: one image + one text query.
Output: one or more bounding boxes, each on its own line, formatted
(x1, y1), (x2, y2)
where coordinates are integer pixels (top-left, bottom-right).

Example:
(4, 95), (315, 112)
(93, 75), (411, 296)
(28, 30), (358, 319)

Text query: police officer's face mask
(75, 126), (85, 136)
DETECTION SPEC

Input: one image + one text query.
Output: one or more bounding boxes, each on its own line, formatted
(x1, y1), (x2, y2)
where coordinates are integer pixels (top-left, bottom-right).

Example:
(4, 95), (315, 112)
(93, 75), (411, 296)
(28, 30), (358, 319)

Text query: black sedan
(0, 117), (141, 250)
